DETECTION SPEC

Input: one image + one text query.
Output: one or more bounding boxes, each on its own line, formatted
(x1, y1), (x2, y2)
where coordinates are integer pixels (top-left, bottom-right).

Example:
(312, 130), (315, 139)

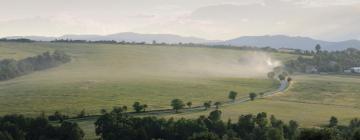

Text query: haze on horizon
(1, 0), (360, 41)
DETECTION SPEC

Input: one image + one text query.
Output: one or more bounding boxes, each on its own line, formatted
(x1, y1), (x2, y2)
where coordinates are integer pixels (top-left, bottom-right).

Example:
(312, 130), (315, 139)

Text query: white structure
(347, 67), (360, 73)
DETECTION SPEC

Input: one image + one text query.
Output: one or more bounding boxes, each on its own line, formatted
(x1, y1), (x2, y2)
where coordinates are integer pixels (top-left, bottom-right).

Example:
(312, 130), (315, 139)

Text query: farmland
(0, 42), (291, 116)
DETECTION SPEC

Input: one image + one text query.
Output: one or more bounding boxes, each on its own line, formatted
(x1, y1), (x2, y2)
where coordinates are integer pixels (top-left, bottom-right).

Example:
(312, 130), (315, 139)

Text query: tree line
(0, 50), (71, 81)
(286, 45), (360, 73)
(0, 38), (35, 43)
(0, 114), (84, 140)
(95, 107), (360, 140)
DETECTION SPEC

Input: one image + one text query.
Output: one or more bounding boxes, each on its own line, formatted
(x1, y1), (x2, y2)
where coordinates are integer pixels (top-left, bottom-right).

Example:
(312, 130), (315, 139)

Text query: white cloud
(0, 0), (359, 41)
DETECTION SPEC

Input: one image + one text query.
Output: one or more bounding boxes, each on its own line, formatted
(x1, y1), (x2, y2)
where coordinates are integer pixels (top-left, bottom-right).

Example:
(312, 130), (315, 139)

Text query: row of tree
(95, 107), (360, 140)
(0, 38), (34, 43)
(0, 114), (84, 140)
(0, 50), (71, 81)
(286, 45), (360, 73)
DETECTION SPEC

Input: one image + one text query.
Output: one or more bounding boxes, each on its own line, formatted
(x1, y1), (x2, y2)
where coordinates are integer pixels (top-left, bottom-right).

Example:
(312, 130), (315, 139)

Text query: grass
(164, 74), (360, 128)
(0, 42), (292, 116)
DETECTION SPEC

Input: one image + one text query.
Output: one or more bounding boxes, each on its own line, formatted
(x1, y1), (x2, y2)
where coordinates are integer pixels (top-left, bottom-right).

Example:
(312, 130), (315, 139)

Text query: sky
(0, 0), (359, 41)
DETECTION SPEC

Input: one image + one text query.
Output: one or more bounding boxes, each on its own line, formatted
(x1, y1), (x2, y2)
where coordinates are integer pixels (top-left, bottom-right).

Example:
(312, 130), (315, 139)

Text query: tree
(287, 77), (292, 82)
(133, 102), (144, 113)
(214, 102), (222, 109)
(329, 116), (338, 127)
(188, 132), (220, 140)
(249, 93), (257, 101)
(228, 91), (238, 102)
(142, 104), (148, 112)
(352, 128), (360, 140)
(77, 109), (86, 118)
(267, 72), (275, 79)
(208, 110), (222, 122)
(259, 92), (265, 98)
(278, 74), (286, 81)
(204, 101), (212, 110)
(187, 101), (192, 108)
(267, 128), (284, 140)
(171, 99), (185, 113)
(315, 44), (321, 54)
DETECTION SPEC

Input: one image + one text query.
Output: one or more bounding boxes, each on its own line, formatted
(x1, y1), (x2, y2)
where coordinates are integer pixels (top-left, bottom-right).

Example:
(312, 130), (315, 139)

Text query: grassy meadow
(166, 74), (360, 127)
(0, 42), (292, 116)
(3, 42), (360, 139)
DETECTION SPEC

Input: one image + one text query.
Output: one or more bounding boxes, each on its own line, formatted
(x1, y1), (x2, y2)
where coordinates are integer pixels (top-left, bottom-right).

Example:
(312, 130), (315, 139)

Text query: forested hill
(0, 50), (71, 81)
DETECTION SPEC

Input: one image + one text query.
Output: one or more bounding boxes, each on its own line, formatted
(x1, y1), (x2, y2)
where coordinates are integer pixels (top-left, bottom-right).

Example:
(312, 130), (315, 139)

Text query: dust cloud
(133, 50), (281, 78)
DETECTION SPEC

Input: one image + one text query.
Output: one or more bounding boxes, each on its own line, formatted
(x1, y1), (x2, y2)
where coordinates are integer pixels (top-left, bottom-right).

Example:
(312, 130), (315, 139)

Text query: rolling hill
(217, 35), (360, 51)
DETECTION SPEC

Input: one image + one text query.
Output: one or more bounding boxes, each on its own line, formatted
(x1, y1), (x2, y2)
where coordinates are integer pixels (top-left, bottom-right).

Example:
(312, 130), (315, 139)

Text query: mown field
(6, 42), (358, 139)
(0, 42), (295, 116)
(166, 74), (360, 127)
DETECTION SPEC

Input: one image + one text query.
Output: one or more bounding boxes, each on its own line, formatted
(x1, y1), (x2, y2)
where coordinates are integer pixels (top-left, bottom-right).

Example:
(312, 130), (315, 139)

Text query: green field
(0, 42), (294, 116)
(3, 42), (359, 139)
(166, 74), (360, 127)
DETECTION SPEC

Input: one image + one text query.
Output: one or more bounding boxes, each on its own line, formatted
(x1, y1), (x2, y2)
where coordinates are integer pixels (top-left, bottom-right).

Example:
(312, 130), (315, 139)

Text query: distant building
(278, 48), (297, 53)
(345, 67), (360, 73)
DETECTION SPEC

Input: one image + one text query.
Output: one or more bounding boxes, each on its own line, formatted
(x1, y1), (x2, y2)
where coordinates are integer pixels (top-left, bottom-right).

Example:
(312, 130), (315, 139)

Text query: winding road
(66, 80), (289, 121)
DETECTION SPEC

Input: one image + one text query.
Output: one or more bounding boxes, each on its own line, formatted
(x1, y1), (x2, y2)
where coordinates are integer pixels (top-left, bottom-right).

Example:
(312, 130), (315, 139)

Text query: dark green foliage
(203, 101), (212, 110)
(48, 111), (69, 122)
(329, 116), (338, 127)
(188, 132), (220, 140)
(214, 102), (222, 109)
(0, 114), (84, 140)
(186, 101), (192, 108)
(171, 99), (185, 113)
(94, 111), (360, 140)
(228, 91), (238, 101)
(0, 50), (71, 81)
(286, 46), (360, 73)
(249, 93), (257, 101)
(298, 128), (341, 140)
(133, 102), (147, 113)
(278, 74), (286, 81)
(208, 110), (222, 122)
(77, 109), (86, 118)
(0, 38), (34, 43)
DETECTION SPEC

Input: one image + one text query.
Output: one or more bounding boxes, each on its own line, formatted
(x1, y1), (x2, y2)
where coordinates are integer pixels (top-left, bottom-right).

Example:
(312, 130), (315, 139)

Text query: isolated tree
(287, 77), (292, 82)
(100, 109), (107, 115)
(329, 116), (338, 127)
(142, 104), (148, 112)
(133, 102), (144, 113)
(204, 101), (212, 110)
(259, 92), (265, 98)
(249, 92), (257, 101)
(214, 102), (222, 109)
(78, 109), (86, 118)
(187, 101), (193, 108)
(315, 44), (321, 54)
(228, 91), (238, 102)
(208, 110), (222, 122)
(267, 72), (275, 79)
(278, 74), (286, 81)
(171, 99), (185, 113)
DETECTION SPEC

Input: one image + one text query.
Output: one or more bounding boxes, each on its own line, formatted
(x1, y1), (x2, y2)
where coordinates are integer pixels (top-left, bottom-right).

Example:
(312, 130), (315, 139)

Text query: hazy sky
(0, 0), (359, 41)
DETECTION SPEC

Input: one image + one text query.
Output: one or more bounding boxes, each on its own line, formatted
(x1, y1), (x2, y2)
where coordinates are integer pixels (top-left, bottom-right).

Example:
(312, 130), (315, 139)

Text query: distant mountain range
(4, 33), (360, 50)
(216, 35), (360, 51)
